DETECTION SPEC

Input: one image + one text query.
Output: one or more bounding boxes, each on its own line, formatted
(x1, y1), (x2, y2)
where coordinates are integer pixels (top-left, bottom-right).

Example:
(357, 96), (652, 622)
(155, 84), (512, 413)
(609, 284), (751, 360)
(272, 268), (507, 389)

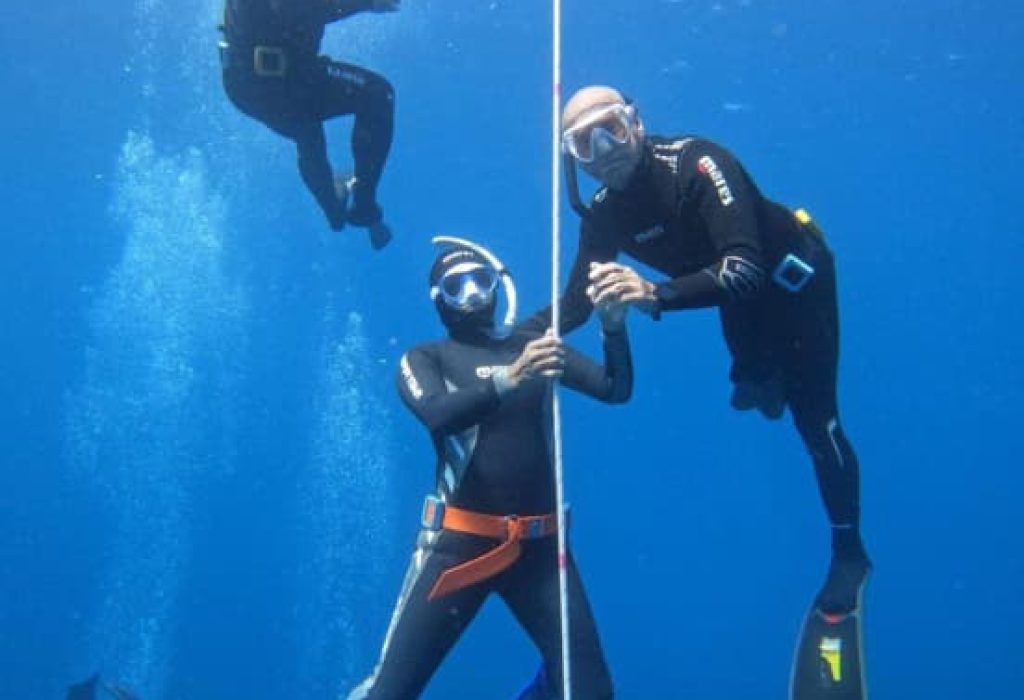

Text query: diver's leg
(317, 59), (395, 225)
(291, 121), (347, 230)
(499, 540), (614, 700)
(782, 252), (870, 613)
(721, 301), (786, 418)
(347, 531), (490, 699)
(221, 68), (346, 230)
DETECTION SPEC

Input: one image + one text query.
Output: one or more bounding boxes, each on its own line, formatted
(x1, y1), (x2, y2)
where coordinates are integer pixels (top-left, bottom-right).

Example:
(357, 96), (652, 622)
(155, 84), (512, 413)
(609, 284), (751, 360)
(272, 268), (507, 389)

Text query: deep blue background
(1, 1), (1022, 698)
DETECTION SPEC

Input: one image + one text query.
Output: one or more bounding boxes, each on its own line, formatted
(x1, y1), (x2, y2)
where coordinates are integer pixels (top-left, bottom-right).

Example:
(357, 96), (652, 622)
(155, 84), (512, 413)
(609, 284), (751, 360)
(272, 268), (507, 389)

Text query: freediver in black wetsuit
(346, 240), (630, 699)
(219, 0), (397, 249)
(521, 85), (872, 698)
(528, 85), (871, 612)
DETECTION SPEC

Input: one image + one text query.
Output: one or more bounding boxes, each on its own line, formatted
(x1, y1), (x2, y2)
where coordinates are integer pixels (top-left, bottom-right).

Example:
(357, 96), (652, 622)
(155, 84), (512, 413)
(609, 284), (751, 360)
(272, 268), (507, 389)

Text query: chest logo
(697, 155), (735, 207)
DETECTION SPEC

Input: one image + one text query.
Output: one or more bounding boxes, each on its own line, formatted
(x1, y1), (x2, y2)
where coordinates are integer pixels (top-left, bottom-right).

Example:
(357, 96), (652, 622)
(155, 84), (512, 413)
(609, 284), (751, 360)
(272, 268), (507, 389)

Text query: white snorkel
(431, 235), (518, 332)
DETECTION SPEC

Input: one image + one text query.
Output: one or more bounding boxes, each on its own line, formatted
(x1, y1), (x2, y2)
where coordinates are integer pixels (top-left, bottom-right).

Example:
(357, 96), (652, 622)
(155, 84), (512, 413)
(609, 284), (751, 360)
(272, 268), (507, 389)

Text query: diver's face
(437, 264), (498, 313)
(580, 131), (642, 190)
(563, 103), (643, 190)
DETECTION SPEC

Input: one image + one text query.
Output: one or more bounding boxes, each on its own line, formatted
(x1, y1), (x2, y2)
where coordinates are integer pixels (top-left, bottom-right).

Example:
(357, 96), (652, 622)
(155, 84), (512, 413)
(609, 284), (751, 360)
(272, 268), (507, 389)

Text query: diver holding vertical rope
(346, 237), (628, 699)
(522, 85), (871, 699)
(219, 0), (398, 249)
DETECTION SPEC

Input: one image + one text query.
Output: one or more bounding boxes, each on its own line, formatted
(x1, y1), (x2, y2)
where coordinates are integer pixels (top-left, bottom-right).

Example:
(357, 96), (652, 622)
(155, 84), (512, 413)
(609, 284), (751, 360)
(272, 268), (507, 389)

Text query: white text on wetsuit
(400, 355), (424, 399)
(697, 155), (735, 207)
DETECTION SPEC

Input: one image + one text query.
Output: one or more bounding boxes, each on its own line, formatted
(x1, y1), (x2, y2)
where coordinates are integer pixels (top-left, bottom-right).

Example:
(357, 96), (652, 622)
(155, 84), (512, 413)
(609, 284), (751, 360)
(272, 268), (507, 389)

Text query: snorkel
(564, 152), (591, 219)
(431, 235), (518, 333)
(561, 88), (644, 218)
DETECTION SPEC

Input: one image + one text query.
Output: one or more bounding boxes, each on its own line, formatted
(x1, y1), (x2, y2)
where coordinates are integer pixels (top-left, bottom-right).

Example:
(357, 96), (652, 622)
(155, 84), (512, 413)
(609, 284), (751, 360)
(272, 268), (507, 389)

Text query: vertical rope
(550, 1), (572, 698)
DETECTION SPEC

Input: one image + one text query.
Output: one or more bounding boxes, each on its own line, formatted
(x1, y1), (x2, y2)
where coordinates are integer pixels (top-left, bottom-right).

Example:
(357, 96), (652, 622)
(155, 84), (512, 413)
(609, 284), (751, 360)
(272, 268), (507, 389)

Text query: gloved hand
(372, 0), (400, 11)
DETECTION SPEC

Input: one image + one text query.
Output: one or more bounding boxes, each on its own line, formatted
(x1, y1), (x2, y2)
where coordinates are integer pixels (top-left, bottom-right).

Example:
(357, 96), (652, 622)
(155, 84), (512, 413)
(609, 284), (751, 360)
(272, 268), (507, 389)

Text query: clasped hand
(587, 262), (655, 318)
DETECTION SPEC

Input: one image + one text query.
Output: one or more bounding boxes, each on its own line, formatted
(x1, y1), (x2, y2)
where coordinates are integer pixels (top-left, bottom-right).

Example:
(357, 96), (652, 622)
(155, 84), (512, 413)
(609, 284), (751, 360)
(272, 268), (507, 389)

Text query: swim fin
(789, 574), (869, 700)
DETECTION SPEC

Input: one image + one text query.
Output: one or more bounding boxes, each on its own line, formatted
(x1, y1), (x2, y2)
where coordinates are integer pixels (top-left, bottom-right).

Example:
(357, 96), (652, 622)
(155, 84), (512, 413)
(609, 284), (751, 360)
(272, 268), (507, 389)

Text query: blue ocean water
(1, 1), (1021, 698)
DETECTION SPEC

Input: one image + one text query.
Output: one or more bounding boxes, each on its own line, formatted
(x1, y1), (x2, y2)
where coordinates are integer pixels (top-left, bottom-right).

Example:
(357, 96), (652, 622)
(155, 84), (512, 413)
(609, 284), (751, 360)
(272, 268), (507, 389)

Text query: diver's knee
(792, 413), (829, 449)
(373, 73), (395, 103)
(791, 404), (831, 438)
(361, 73), (395, 117)
(795, 412), (852, 466)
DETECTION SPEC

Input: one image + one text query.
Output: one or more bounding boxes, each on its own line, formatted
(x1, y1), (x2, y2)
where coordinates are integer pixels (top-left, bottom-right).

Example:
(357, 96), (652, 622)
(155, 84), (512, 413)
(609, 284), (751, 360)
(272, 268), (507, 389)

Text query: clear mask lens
(439, 265), (498, 310)
(562, 104), (634, 163)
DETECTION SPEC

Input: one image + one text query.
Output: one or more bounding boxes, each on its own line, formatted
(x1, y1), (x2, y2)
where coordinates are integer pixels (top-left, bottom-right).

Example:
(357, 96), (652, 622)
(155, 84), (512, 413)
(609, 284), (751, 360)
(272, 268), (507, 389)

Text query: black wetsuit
(220, 0), (394, 229)
(347, 326), (631, 699)
(524, 136), (868, 608)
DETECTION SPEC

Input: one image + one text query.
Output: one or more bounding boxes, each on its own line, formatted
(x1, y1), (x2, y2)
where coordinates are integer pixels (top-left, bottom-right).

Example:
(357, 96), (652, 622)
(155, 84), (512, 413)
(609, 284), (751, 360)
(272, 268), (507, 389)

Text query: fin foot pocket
(815, 556), (871, 615)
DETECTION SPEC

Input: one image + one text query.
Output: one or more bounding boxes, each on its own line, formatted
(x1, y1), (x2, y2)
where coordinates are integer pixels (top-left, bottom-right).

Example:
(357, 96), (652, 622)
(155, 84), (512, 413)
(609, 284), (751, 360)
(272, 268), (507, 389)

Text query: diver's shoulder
(648, 133), (704, 151)
(648, 134), (728, 163)
(402, 339), (450, 360)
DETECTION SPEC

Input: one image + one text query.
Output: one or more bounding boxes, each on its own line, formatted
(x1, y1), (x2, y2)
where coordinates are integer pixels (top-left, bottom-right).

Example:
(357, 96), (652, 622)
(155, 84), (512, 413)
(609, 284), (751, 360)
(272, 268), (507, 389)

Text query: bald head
(562, 86), (627, 129)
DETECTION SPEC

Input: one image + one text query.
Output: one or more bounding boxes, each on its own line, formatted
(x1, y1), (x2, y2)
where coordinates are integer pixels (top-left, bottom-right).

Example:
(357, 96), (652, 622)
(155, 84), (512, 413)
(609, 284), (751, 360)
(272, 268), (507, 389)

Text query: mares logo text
(697, 155), (735, 207)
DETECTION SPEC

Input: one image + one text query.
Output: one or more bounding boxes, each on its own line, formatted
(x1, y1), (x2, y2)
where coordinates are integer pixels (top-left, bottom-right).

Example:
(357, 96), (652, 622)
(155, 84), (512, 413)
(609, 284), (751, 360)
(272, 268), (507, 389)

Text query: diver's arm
(396, 346), (501, 434)
(519, 219), (616, 335)
(652, 144), (768, 311)
(559, 310), (633, 404)
(650, 250), (764, 310)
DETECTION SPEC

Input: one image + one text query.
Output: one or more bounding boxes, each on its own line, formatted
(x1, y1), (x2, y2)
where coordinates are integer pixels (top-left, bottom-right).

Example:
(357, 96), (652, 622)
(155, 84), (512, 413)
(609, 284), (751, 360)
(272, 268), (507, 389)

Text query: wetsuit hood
(429, 236), (518, 334)
(430, 248), (499, 334)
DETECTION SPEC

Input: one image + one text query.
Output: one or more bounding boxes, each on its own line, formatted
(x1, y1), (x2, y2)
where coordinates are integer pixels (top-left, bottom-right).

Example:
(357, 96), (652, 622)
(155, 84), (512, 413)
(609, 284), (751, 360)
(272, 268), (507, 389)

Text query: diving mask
(561, 103), (637, 164)
(435, 263), (499, 311)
